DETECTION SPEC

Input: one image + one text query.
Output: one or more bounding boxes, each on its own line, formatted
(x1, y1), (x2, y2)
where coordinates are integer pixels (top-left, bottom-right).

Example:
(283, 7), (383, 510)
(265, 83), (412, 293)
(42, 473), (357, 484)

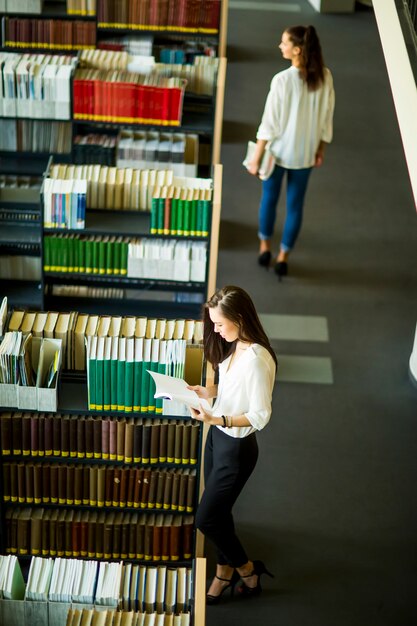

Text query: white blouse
(211, 343), (276, 439)
(256, 65), (335, 169)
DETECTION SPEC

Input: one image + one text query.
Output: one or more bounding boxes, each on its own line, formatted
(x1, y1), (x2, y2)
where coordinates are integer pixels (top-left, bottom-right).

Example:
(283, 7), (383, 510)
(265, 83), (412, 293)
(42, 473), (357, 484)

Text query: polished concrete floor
(205, 1), (417, 624)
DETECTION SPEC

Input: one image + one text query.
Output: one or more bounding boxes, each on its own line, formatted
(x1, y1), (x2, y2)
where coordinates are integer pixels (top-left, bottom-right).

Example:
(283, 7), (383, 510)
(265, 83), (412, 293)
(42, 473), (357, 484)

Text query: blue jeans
(258, 165), (313, 252)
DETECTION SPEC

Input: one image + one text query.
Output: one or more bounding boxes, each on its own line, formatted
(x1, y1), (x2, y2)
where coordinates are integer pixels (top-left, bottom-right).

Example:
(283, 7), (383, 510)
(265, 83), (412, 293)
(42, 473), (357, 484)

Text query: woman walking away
(247, 25), (335, 279)
(188, 285), (277, 604)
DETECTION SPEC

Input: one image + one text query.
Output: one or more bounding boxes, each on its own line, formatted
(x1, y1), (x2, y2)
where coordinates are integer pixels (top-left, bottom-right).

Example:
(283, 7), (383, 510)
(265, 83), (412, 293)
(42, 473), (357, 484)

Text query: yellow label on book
(22, 450), (30, 456)
(94, 453), (101, 459)
(86, 452), (93, 459)
(13, 449), (21, 455)
(77, 452), (85, 459)
(98, 501), (104, 507)
(163, 504), (170, 510)
(162, 556), (169, 561)
(174, 457), (181, 464)
(34, 498), (41, 504)
(59, 499), (65, 504)
(11, 496), (17, 502)
(127, 500), (133, 507)
(50, 550), (56, 556)
(67, 499), (73, 505)
(96, 552), (103, 559)
(159, 456), (166, 463)
(65, 551), (72, 557)
(53, 450), (60, 456)
(75, 499), (81, 505)
(46, 450), (52, 456)
(43, 497), (49, 504)
(51, 498), (57, 503)
(83, 499), (89, 505)
(167, 457), (174, 463)
(104, 405), (110, 411)
(104, 553), (111, 559)
(70, 452), (76, 458)
(178, 506), (185, 512)
(186, 506), (193, 513)
(80, 551), (87, 557)
(73, 551), (79, 557)
(2, 449), (10, 455)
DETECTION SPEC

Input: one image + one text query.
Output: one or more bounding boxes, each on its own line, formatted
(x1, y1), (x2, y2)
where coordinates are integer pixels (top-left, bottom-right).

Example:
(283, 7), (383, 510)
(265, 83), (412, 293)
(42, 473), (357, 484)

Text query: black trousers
(195, 425), (259, 568)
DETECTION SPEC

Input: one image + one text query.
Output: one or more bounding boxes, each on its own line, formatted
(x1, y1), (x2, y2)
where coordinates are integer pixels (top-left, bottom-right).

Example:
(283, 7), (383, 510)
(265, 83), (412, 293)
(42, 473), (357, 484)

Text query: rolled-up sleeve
(256, 76), (281, 141)
(244, 357), (274, 431)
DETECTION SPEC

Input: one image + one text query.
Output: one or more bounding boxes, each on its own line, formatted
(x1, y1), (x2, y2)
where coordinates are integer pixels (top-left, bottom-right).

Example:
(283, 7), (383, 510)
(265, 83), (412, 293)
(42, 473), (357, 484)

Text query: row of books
(44, 235), (128, 274)
(73, 69), (186, 126)
(49, 163), (212, 212)
(0, 254), (41, 281)
(74, 133), (117, 166)
(0, 120), (72, 154)
(86, 336), (186, 413)
(0, 412), (200, 464)
(0, 332), (60, 388)
(2, 18), (97, 50)
(156, 41), (217, 65)
(127, 239), (207, 283)
(98, 34), (153, 56)
(5, 507), (194, 561)
(116, 132), (199, 178)
(96, 0), (221, 32)
(3, 463), (196, 512)
(43, 178), (88, 229)
(156, 57), (219, 96)
(49, 284), (125, 299)
(6, 308), (203, 372)
(67, 608), (190, 626)
(67, 0), (97, 16)
(0, 52), (76, 120)
(150, 186), (211, 236)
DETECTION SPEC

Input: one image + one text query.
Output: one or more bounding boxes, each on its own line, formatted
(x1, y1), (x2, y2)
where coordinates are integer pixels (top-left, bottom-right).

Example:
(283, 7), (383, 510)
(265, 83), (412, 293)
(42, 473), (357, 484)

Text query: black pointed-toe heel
(206, 570), (240, 605)
(258, 251), (271, 268)
(274, 261), (288, 281)
(237, 560), (274, 597)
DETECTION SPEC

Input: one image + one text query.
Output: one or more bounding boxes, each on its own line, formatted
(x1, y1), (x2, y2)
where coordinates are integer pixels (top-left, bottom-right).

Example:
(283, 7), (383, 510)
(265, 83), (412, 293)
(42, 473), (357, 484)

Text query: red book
(153, 83), (164, 124)
(73, 78), (83, 118)
(169, 82), (185, 125)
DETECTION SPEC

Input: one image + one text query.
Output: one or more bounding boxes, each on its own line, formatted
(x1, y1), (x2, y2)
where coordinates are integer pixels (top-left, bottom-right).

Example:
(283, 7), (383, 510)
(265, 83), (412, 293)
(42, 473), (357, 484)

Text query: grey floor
(205, 1), (417, 624)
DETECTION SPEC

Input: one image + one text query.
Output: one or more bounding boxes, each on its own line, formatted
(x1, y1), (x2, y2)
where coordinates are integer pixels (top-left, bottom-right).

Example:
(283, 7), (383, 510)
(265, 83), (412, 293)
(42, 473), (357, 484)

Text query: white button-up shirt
(257, 65), (335, 169)
(212, 343), (276, 438)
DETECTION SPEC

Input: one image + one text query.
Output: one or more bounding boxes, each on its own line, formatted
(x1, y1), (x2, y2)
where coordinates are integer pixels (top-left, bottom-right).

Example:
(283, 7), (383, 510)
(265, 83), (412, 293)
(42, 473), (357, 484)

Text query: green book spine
(106, 241), (114, 275)
(68, 236), (75, 273)
(120, 241), (128, 276)
(79, 238), (86, 273)
(155, 362), (166, 414)
(60, 236), (68, 272)
(140, 362), (150, 413)
(117, 360), (126, 412)
(92, 239), (99, 274)
(113, 241), (121, 275)
(73, 237), (80, 272)
(96, 357), (104, 411)
(157, 197), (165, 235)
(150, 197), (159, 235)
(51, 236), (58, 271)
(183, 199), (191, 236)
(125, 359), (134, 413)
(190, 199), (198, 236)
(202, 200), (211, 237)
(44, 236), (51, 271)
(177, 198), (184, 236)
(85, 239), (93, 274)
(133, 361), (143, 413)
(110, 359), (118, 411)
(170, 198), (178, 235)
(98, 240), (106, 275)
(148, 362), (158, 413)
(88, 356), (96, 411)
(196, 200), (203, 237)
(103, 358), (111, 411)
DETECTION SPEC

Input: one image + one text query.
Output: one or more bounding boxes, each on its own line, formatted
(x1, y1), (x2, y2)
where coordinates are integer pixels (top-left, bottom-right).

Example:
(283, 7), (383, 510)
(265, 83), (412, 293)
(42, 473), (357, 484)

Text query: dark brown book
(17, 507), (31, 555)
(69, 415), (78, 458)
(181, 422), (191, 464)
(147, 469), (158, 508)
(82, 465), (90, 505)
(49, 509), (59, 556)
(61, 415), (70, 458)
(22, 414), (31, 456)
(93, 418), (102, 459)
(120, 511), (130, 559)
(159, 419), (168, 462)
(42, 464), (50, 503)
(102, 418), (110, 460)
(11, 413), (23, 455)
(109, 419), (117, 461)
(128, 512), (138, 558)
(52, 414), (61, 457)
(124, 418), (134, 463)
(144, 513), (155, 561)
(2, 462), (11, 501)
(74, 465), (83, 505)
(174, 423), (183, 464)
(85, 417), (94, 459)
(30, 414), (39, 457)
(140, 468), (151, 508)
(178, 468), (189, 512)
(96, 511), (105, 559)
(105, 466), (114, 507)
(58, 465), (67, 505)
(97, 466), (106, 507)
(163, 469), (173, 511)
(166, 420), (176, 463)
(38, 413), (45, 457)
(17, 463), (25, 503)
(126, 467), (136, 507)
(133, 467), (143, 508)
(116, 419), (126, 462)
(141, 419), (152, 464)
(7, 509), (20, 554)
(119, 466), (128, 507)
(72, 510), (82, 558)
(182, 514), (194, 559)
(153, 513), (164, 562)
(112, 466), (121, 506)
(65, 509), (74, 557)
(190, 422), (199, 465)
(169, 514), (182, 561)
(150, 419), (160, 464)
(161, 513), (173, 561)
(171, 469), (180, 511)
(44, 414), (53, 457)
(87, 510), (98, 558)
(186, 468), (196, 513)
(0, 412), (12, 455)
(33, 463), (42, 504)
(66, 464), (75, 505)
(89, 465), (98, 506)
(56, 509), (66, 557)
(25, 463), (34, 504)
(80, 511), (89, 557)
(112, 511), (123, 558)
(103, 511), (114, 559)
(133, 418), (143, 463)
(50, 464), (58, 504)
(41, 509), (51, 556)
(136, 513), (146, 559)
(155, 469), (166, 510)
(77, 415), (86, 459)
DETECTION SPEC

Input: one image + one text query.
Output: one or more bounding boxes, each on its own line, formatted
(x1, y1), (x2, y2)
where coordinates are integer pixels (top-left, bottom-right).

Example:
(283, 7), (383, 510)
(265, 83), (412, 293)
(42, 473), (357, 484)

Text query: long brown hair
(286, 25), (325, 91)
(202, 285), (278, 371)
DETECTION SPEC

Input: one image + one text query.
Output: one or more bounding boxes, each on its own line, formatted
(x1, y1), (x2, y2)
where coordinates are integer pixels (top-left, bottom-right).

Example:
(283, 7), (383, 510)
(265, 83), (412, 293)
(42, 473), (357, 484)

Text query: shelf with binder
(43, 274), (207, 291)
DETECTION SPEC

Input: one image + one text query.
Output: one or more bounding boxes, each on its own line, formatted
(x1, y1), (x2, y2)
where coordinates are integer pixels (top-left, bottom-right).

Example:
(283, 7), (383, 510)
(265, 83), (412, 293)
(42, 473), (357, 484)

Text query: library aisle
(207, 1), (417, 625)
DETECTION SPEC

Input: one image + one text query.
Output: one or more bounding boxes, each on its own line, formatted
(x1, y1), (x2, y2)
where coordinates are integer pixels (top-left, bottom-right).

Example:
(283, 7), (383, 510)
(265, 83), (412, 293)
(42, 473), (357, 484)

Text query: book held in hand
(243, 140), (276, 181)
(147, 371), (212, 414)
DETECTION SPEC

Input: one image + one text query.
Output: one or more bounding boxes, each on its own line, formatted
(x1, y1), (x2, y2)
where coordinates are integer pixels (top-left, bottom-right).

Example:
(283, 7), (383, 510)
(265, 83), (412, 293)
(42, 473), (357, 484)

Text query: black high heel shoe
(237, 560), (274, 597)
(274, 261), (288, 281)
(258, 251), (271, 268)
(206, 570), (240, 605)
